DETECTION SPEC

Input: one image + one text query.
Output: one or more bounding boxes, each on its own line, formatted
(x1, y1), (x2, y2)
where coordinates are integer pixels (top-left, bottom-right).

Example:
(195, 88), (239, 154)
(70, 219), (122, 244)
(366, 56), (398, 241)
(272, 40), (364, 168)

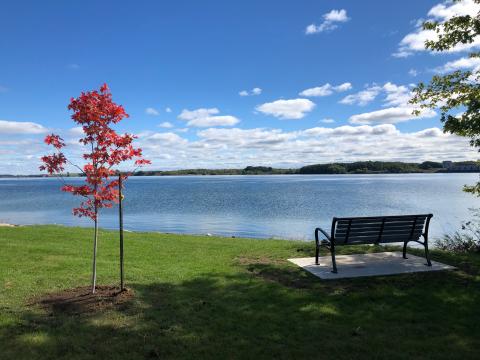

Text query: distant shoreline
(1, 161), (479, 178)
(1, 170), (479, 179)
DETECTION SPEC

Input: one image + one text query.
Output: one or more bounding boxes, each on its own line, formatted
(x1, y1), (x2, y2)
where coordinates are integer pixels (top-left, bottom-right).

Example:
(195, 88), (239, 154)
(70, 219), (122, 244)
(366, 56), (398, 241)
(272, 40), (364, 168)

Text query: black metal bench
(315, 214), (433, 273)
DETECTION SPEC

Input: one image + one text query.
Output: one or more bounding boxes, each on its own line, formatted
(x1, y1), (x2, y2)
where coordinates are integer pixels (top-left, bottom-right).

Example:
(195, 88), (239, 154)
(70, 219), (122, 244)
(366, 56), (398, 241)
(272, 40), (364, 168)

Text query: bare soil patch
(32, 285), (134, 315)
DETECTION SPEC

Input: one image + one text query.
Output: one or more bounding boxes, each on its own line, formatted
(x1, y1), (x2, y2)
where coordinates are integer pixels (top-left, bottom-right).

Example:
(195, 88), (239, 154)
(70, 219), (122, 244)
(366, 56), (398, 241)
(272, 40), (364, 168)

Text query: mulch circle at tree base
(31, 286), (134, 315)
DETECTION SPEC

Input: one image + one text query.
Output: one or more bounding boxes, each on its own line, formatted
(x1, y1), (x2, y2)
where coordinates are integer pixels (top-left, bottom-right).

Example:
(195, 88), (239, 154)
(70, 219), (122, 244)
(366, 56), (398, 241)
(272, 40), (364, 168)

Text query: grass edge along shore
(1, 225), (479, 359)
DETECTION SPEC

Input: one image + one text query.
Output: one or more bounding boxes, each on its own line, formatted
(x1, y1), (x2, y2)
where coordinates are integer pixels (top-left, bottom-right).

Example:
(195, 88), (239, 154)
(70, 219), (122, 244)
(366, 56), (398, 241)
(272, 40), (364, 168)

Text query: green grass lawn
(0, 225), (479, 359)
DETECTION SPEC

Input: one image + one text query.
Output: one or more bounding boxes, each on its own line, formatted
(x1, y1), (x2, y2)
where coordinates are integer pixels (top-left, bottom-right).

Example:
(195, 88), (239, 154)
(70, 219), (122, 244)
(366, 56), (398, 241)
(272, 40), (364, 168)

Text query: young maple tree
(40, 83), (150, 293)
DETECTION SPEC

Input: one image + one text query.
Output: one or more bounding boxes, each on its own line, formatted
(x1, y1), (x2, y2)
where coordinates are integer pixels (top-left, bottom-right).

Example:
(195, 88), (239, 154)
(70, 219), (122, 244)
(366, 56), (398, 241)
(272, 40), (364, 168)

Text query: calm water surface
(0, 174), (477, 240)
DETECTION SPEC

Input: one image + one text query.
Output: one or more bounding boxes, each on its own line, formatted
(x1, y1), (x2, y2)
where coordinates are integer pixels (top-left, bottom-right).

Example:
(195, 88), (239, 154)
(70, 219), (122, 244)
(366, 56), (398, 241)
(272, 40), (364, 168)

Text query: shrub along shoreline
(0, 225), (479, 359)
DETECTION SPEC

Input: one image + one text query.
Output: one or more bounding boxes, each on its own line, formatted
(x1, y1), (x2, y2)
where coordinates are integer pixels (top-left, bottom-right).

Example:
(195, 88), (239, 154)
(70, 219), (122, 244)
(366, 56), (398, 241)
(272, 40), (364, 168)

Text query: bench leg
(314, 232), (320, 265)
(402, 241), (408, 259)
(330, 246), (337, 273)
(424, 240), (432, 267)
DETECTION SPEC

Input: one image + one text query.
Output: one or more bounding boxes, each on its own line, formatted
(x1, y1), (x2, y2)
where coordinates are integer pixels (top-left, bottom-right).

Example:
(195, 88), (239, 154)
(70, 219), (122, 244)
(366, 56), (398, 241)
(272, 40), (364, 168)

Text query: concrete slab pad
(288, 252), (455, 280)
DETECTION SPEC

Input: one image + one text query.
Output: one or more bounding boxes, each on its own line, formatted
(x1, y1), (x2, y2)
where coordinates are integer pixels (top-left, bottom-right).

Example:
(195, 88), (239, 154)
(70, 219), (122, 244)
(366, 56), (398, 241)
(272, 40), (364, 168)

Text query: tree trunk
(119, 174), (125, 291)
(92, 207), (98, 294)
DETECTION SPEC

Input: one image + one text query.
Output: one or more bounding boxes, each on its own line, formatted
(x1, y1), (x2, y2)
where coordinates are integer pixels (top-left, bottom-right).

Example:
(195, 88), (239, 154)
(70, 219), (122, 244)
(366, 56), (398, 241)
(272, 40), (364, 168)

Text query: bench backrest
(332, 214), (432, 245)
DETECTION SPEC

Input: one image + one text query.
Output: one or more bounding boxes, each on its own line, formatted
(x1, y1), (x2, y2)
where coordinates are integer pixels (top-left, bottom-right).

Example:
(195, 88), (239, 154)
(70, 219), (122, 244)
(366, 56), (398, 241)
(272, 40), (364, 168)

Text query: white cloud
(409, 69), (419, 77)
(134, 124), (474, 171)
(165, 107), (172, 113)
(300, 84), (333, 97)
(178, 108), (239, 127)
(256, 98), (316, 119)
(0, 120), (48, 134)
(429, 0), (479, 19)
(320, 118), (335, 124)
(340, 82), (411, 107)
(382, 82), (412, 107)
(303, 124), (399, 137)
(299, 82), (352, 97)
(335, 82), (353, 92)
(394, 0), (480, 57)
(197, 127), (297, 147)
(0, 122), (475, 174)
(239, 87), (262, 96)
(434, 56), (480, 73)
(349, 107), (436, 125)
(144, 132), (187, 146)
(69, 126), (84, 136)
(394, 29), (436, 58)
(344, 82), (438, 125)
(340, 85), (382, 106)
(145, 107), (160, 116)
(306, 9), (350, 34)
(324, 9), (349, 22)
(158, 121), (174, 128)
(305, 24), (319, 35)
(415, 128), (445, 138)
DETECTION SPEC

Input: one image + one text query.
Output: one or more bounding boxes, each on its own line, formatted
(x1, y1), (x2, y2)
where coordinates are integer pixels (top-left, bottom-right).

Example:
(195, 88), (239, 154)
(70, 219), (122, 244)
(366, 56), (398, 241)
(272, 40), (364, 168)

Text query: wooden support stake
(119, 174), (125, 291)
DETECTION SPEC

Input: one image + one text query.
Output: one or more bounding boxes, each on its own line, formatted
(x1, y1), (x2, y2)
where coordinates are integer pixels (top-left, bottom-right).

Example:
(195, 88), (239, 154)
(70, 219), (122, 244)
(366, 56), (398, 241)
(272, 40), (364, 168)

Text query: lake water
(0, 174), (478, 241)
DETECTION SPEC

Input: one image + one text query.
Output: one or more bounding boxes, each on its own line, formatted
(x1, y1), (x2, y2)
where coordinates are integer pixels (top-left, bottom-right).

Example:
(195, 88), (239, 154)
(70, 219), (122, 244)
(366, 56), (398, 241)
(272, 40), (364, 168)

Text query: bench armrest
(315, 227), (331, 243)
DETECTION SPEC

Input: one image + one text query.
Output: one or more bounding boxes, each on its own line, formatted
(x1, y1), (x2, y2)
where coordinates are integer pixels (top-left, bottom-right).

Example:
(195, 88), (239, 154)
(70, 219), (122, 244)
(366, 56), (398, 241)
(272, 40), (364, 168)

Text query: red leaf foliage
(40, 84), (150, 220)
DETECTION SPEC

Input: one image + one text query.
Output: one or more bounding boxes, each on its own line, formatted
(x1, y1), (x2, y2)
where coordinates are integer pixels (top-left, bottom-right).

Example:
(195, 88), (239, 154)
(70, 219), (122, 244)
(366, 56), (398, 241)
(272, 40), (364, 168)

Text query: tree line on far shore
(132, 160), (477, 175)
(2, 161), (479, 178)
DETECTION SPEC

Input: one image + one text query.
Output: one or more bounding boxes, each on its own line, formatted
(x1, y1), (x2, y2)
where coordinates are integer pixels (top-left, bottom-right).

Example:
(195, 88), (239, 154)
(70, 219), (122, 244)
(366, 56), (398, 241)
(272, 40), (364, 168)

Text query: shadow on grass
(1, 262), (480, 359)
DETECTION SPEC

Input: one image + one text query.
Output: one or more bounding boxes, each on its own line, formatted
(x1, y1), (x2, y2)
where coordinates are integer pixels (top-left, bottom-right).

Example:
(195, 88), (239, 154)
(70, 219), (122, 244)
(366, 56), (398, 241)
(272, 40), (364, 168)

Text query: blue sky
(1, 0), (479, 173)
